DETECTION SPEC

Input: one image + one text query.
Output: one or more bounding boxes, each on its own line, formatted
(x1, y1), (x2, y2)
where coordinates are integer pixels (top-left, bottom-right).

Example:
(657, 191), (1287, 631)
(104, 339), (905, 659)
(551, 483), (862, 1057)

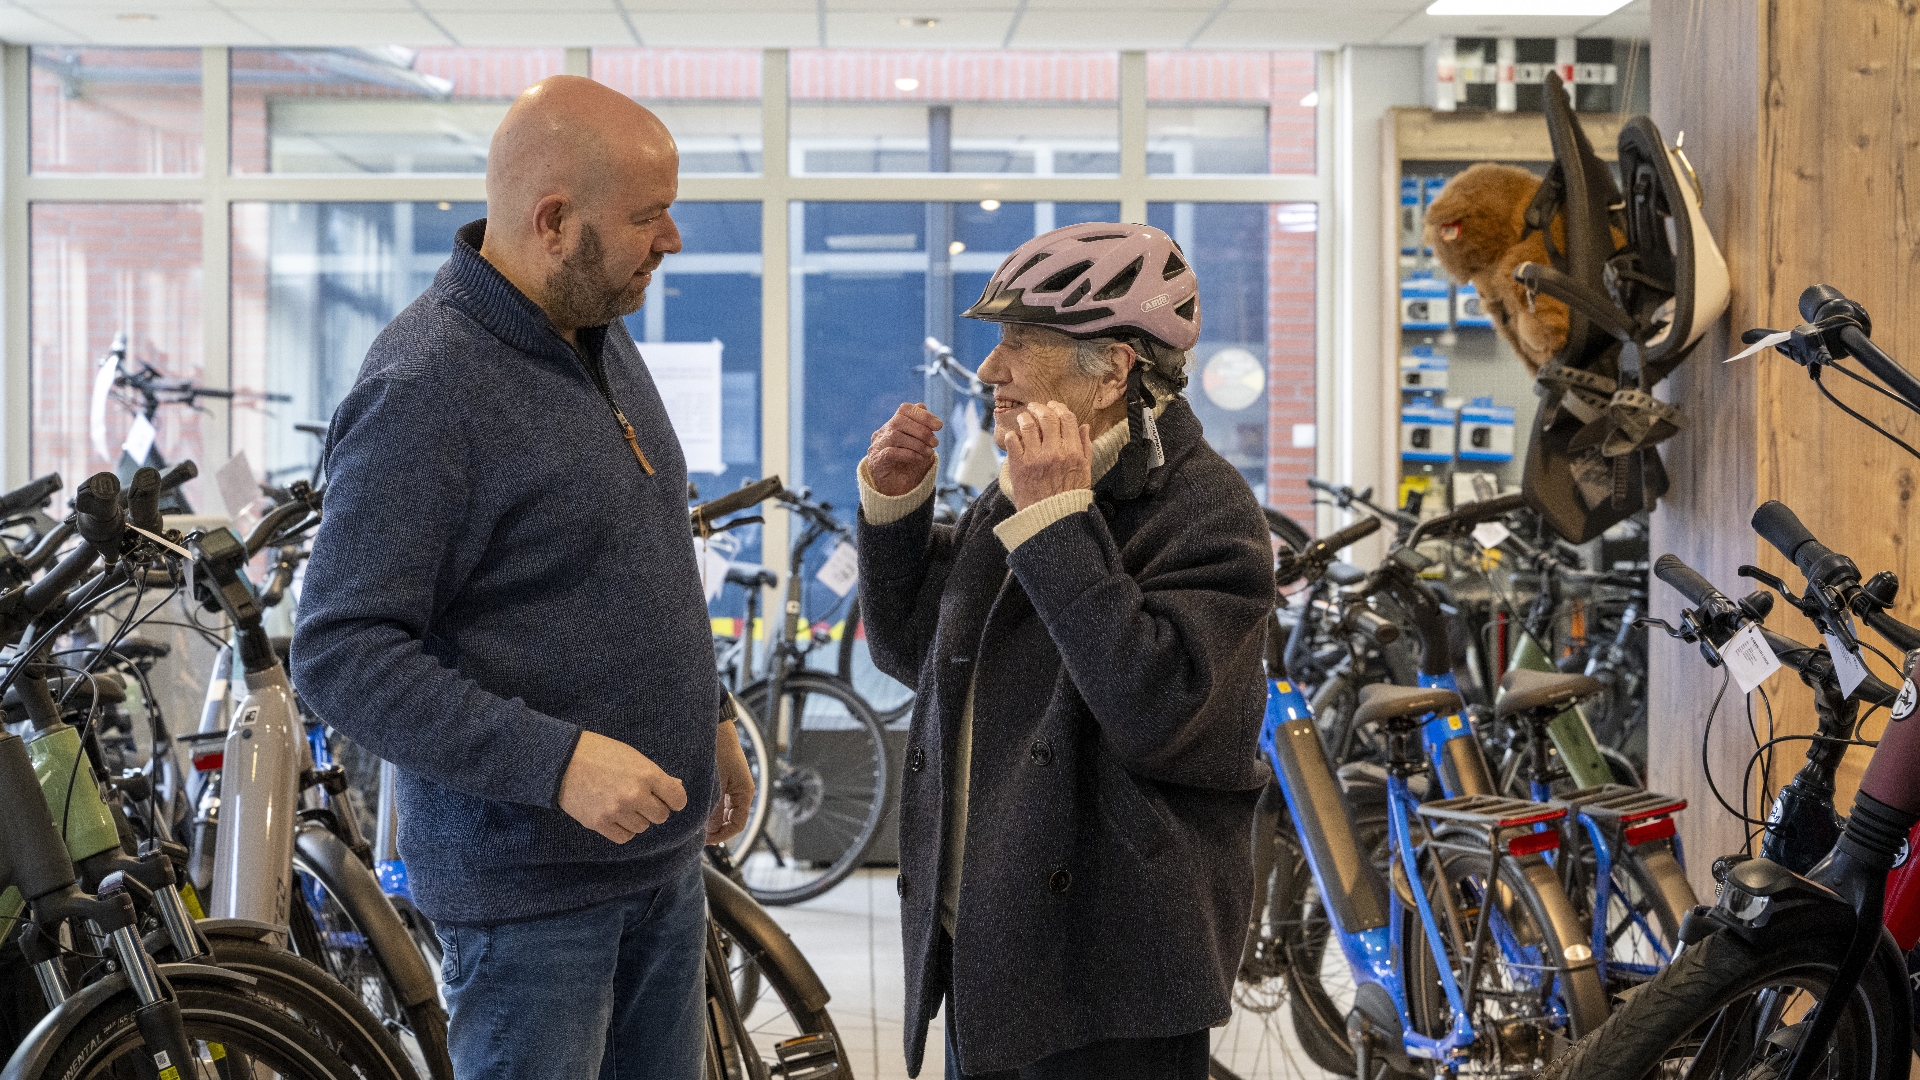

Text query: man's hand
(866, 403), (943, 497)
(707, 720), (756, 845)
(1002, 402), (1092, 511)
(558, 730), (688, 844)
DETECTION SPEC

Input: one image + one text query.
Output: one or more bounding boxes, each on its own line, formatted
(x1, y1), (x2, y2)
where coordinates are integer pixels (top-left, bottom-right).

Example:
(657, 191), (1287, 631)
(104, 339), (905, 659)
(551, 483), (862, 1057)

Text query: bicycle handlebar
(243, 500), (314, 558)
(73, 472), (126, 562)
(158, 460), (197, 495)
(1654, 553), (1750, 641)
(125, 467), (162, 535)
(1405, 492), (1527, 548)
(0, 474), (61, 519)
(692, 476), (784, 527)
(21, 521), (74, 573)
(1751, 500), (1858, 593)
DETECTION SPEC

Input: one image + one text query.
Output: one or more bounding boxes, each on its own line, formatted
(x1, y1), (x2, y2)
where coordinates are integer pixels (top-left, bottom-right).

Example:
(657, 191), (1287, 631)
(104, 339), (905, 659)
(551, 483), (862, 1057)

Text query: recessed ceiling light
(437, 201), (451, 211)
(117, 12), (157, 19)
(948, 241), (966, 255)
(1299, 91), (1319, 108)
(898, 16), (939, 27)
(1425, 0), (1629, 13)
(895, 77), (920, 91)
(979, 199), (1000, 211)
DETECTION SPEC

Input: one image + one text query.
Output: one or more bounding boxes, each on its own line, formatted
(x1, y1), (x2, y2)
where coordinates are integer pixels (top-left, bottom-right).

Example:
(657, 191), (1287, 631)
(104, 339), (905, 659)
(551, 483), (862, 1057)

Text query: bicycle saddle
(1496, 668), (1602, 721)
(107, 634), (172, 663)
(726, 565), (778, 589)
(1354, 683), (1463, 731)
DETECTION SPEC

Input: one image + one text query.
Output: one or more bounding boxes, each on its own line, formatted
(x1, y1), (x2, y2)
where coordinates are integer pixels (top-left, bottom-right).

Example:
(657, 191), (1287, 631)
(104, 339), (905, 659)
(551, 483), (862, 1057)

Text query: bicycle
(708, 484), (891, 906)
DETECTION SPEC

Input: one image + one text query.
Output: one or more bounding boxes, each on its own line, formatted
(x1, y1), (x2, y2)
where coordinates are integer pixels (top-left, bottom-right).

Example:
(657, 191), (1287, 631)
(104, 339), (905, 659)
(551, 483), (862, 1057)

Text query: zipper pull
(619, 417), (655, 475)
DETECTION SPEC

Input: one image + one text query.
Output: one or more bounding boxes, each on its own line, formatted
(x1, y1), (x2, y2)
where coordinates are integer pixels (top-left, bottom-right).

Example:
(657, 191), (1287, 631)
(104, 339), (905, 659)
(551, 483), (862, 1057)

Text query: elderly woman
(857, 223), (1277, 1080)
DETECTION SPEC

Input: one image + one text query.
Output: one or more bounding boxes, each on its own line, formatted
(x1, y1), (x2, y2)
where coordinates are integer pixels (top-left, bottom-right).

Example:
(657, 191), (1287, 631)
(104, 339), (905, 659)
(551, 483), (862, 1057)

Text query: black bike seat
(110, 634), (172, 662)
(1354, 683), (1462, 731)
(1496, 669), (1602, 721)
(725, 566), (778, 589)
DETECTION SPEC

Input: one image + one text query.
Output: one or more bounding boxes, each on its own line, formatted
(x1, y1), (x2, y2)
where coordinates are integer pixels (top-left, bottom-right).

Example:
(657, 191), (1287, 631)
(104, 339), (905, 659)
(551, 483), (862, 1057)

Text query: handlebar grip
(1451, 492), (1527, 525)
(1751, 500), (1823, 569)
(691, 476), (785, 526)
(158, 460), (198, 494)
(1800, 284), (1854, 324)
(243, 500), (311, 558)
(1348, 606), (1402, 646)
(1317, 515), (1382, 554)
(73, 472), (125, 561)
(125, 467), (162, 534)
(1654, 553), (1725, 608)
(0, 474), (61, 518)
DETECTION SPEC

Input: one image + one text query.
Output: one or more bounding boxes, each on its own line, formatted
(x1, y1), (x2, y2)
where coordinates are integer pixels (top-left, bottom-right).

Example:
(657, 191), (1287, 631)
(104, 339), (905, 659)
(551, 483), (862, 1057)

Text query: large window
(14, 45), (1327, 595)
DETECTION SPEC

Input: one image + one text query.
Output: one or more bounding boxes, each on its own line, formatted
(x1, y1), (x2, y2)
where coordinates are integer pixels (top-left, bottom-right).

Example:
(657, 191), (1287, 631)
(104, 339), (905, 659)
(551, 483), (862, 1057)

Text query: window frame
(3, 46), (1333, 560)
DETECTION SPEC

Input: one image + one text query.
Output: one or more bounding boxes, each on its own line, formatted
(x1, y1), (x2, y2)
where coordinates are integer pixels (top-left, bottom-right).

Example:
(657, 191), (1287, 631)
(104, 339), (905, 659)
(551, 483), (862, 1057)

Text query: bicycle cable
(1700, 667), (1776, 829)
(1810, 365), (1920, 462)
(1827, 354), (1920, 418)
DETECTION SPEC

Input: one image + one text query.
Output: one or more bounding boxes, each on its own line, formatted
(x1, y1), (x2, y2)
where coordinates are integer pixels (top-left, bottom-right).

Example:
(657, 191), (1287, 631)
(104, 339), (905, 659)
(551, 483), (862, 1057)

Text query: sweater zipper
(574, 348), (655, 476)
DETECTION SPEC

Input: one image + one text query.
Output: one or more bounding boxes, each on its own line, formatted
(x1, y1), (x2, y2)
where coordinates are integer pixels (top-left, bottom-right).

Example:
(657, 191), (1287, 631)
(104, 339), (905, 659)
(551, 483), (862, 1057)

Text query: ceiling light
(895, 77), (920, 92)
(1425, 0), (1629, 13)
(948, 241), (966, 255)
(898, 16), (939, 27)
(1299, 91), (1319, 108)
(979, 200), (1000, 212)
(117, 11), (157, 19)
(437, 201), (451, 211)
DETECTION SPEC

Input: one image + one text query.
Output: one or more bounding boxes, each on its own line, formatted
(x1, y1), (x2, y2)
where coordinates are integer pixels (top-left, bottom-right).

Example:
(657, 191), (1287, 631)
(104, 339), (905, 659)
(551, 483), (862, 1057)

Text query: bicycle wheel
(194, 931), (419, 1080)
(34, 981), (356, 1080)
(1404, 840), (1609, 1072)
(1541, 916), (1908, 1080)
(705, 863), (850, 1077)
(289, 868), (454, 1080)
(1573, 844), (1693, 996)
(735, 673), (890, 906)
(836, 595), (914, 726)
(723, 691), (773, 863)
(1209, 809), (1359, 1079)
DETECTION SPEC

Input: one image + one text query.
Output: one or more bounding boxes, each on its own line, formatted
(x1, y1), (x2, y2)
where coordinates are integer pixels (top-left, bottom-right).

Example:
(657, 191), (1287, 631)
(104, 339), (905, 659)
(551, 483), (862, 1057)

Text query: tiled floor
(769, 870), (1338, 1080)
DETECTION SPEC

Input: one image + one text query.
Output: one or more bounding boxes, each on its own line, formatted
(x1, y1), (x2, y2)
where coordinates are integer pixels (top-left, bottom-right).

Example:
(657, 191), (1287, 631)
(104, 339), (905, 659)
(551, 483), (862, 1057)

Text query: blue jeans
(435, 857), (706, 1080)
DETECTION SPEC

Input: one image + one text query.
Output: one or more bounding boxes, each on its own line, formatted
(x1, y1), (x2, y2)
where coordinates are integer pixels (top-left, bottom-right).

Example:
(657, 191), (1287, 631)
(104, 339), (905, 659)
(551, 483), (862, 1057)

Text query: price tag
(815, 541), (860, 597)
(1471, 521), (1511, 550)
(1725, 331), (1792, 363)
(695, 538), (732, 603)
(1721, 622), (1782, 694)
(1824, 632), (1872, 699)
(122, 415), (156, 465)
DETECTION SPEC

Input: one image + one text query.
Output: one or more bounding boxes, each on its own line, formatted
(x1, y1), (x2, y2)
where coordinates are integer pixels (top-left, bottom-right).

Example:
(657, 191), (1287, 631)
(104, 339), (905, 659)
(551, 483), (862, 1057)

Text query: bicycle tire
(837, 596), (914, 726)
(1586, 845), (1694, 995)
(735, 673), (890, 906)
(31, 980), (357, 1080)
(706, 863), (851, 1077)
(1540, 916), (1908, 1080)
(194, 931), (420, 1080)
(288, 867), (454, 1080)
(723, 691), (774, 864)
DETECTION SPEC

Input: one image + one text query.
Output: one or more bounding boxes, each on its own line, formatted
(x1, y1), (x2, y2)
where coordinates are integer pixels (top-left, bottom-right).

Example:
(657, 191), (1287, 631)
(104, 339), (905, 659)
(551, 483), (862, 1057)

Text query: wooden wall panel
(1652, 0), (1920, 899)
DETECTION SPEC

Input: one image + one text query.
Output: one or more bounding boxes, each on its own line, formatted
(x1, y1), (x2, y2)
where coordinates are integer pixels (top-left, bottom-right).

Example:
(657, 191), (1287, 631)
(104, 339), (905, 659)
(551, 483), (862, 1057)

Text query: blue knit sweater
(291, 220), (720, 926)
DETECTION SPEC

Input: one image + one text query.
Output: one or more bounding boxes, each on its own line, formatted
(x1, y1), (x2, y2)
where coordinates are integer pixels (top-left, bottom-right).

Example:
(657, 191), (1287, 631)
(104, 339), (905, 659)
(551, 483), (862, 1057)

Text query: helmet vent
(1162, 252), (1188, 280)
(1009, 252), (1051, 281)
(1063, 281), (1093, 307)
(1090, 257), (1144, 302)
(1077, 233), (1129, 242)
(1037, 260), (1094, 293)
(1174, 296), (1197, 322)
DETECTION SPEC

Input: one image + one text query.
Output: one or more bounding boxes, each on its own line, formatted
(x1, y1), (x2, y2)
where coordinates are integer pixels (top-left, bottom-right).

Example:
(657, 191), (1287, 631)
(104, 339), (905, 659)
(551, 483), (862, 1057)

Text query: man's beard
(544, 223), (649, 329)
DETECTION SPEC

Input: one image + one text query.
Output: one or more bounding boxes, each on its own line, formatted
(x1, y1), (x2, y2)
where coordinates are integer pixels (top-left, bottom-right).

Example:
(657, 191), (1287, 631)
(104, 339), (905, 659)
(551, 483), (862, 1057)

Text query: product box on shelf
(1400, 275), (1451, 331)
(1400, 344), (1450, 392)
(1401, 398), (1457, 463)
(1458, 397), (1516, 462)
(1454, 282), (1492, 328)
(1400, 176), (1422, 256)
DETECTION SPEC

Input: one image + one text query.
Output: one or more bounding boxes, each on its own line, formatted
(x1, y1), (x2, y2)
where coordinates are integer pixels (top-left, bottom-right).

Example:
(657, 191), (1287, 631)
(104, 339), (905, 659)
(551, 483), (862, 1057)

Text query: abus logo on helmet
(1141, 294), (1170, 313)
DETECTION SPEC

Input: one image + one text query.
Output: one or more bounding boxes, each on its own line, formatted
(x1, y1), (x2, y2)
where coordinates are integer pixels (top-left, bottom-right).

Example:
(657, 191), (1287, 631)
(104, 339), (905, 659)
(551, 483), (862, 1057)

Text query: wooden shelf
(1390, 106), (1625, 163)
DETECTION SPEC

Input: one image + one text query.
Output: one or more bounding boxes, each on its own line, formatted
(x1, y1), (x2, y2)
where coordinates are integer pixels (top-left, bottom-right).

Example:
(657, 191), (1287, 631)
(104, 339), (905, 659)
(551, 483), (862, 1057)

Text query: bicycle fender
(703, 863), (832, 1014)
(293, 820), (440, 1011)
(1, 963), (253, 1080)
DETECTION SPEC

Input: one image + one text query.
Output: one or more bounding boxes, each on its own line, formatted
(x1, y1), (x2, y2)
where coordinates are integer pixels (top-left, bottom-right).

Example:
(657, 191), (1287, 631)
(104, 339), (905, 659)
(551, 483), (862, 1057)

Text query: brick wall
(1267, 206), (1317, 522)
(30, 48), (202, 174)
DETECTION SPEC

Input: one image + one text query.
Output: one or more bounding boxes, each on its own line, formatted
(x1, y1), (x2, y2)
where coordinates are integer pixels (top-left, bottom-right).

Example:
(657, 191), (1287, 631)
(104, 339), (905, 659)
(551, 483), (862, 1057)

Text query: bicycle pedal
(770, 1032), (840, 1079)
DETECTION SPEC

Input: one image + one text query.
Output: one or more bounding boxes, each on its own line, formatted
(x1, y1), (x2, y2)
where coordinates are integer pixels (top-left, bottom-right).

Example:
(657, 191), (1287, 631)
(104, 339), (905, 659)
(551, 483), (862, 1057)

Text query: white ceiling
(1, 0), (1651, 49)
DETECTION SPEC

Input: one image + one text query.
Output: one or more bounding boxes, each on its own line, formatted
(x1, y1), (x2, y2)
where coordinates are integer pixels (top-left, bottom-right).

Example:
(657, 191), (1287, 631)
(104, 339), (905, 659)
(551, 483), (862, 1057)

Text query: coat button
(1048, 868), (1071, 893)
(1030, 740), (1053, 766)
(908, 747), (925, 773)
(897, 874), (906, 897)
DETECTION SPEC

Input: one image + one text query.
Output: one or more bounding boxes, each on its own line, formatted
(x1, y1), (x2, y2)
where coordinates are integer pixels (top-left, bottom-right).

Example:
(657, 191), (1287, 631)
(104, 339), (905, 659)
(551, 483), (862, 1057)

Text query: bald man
(292, 76), (754, 1080)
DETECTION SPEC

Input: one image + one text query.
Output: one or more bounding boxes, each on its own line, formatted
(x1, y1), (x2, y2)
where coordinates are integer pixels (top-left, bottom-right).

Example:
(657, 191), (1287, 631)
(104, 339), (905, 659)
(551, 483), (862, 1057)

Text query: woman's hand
(1003, 402), (1092, 511)
(866, 403), (943, 497)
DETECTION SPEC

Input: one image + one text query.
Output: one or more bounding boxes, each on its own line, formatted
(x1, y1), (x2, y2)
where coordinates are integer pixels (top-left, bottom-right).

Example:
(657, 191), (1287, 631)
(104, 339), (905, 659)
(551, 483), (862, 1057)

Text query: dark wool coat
(857, 399), (1275, 1076)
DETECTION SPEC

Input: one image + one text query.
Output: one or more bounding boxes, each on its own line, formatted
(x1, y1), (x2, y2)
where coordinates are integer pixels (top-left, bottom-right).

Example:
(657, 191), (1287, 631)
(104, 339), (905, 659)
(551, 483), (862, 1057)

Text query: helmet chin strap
(1112, 365), (1166, 500)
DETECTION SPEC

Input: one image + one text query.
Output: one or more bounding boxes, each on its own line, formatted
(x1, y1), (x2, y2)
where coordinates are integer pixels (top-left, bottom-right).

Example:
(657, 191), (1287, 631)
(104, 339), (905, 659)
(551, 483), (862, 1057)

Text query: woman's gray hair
(1070, 335), (1191, 398)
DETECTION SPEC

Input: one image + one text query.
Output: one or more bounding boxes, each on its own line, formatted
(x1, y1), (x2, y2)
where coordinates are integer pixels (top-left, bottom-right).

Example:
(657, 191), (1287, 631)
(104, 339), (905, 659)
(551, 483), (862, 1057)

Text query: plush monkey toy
(1422, 163), (1568, 375)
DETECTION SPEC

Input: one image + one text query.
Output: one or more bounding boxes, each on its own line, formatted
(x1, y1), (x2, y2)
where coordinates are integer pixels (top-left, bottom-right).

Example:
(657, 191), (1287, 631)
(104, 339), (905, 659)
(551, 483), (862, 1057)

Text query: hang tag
(1725, 331), (1791, 363)
(1893, 678), (1918, 721)
(815, 541), (859, 597)
(696, 538), (732, 603)
(1823, 632), (1872, 698)
(1721, 622), (1782, 694)
(122, 415), (156, 465)
(127, 523), (191, 560)
(1471, 521), (1511, 550)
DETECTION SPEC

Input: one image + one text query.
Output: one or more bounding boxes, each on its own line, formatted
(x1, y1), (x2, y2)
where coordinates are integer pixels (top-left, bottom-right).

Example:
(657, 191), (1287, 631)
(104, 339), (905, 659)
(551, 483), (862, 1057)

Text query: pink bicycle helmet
(961, 223), (1200, 351)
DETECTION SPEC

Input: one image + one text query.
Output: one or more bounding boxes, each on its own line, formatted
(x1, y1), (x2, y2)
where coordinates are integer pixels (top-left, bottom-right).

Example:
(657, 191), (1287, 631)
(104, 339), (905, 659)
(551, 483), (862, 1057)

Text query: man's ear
(1095, 343), (1137, 410)
(531, 194), (572, 257)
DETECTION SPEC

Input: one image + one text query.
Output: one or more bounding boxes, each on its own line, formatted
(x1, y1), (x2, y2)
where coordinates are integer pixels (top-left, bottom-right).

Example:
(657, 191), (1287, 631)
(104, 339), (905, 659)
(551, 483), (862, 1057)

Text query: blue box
(1400, 344), (1449, 392)
(1458, 397), (1515, 462)
(1455, 282), (1492, 328)
(1400, 275), (1451, 330)
(1400, 177), (1422, 256)
(1401, 399), (1457, 462)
